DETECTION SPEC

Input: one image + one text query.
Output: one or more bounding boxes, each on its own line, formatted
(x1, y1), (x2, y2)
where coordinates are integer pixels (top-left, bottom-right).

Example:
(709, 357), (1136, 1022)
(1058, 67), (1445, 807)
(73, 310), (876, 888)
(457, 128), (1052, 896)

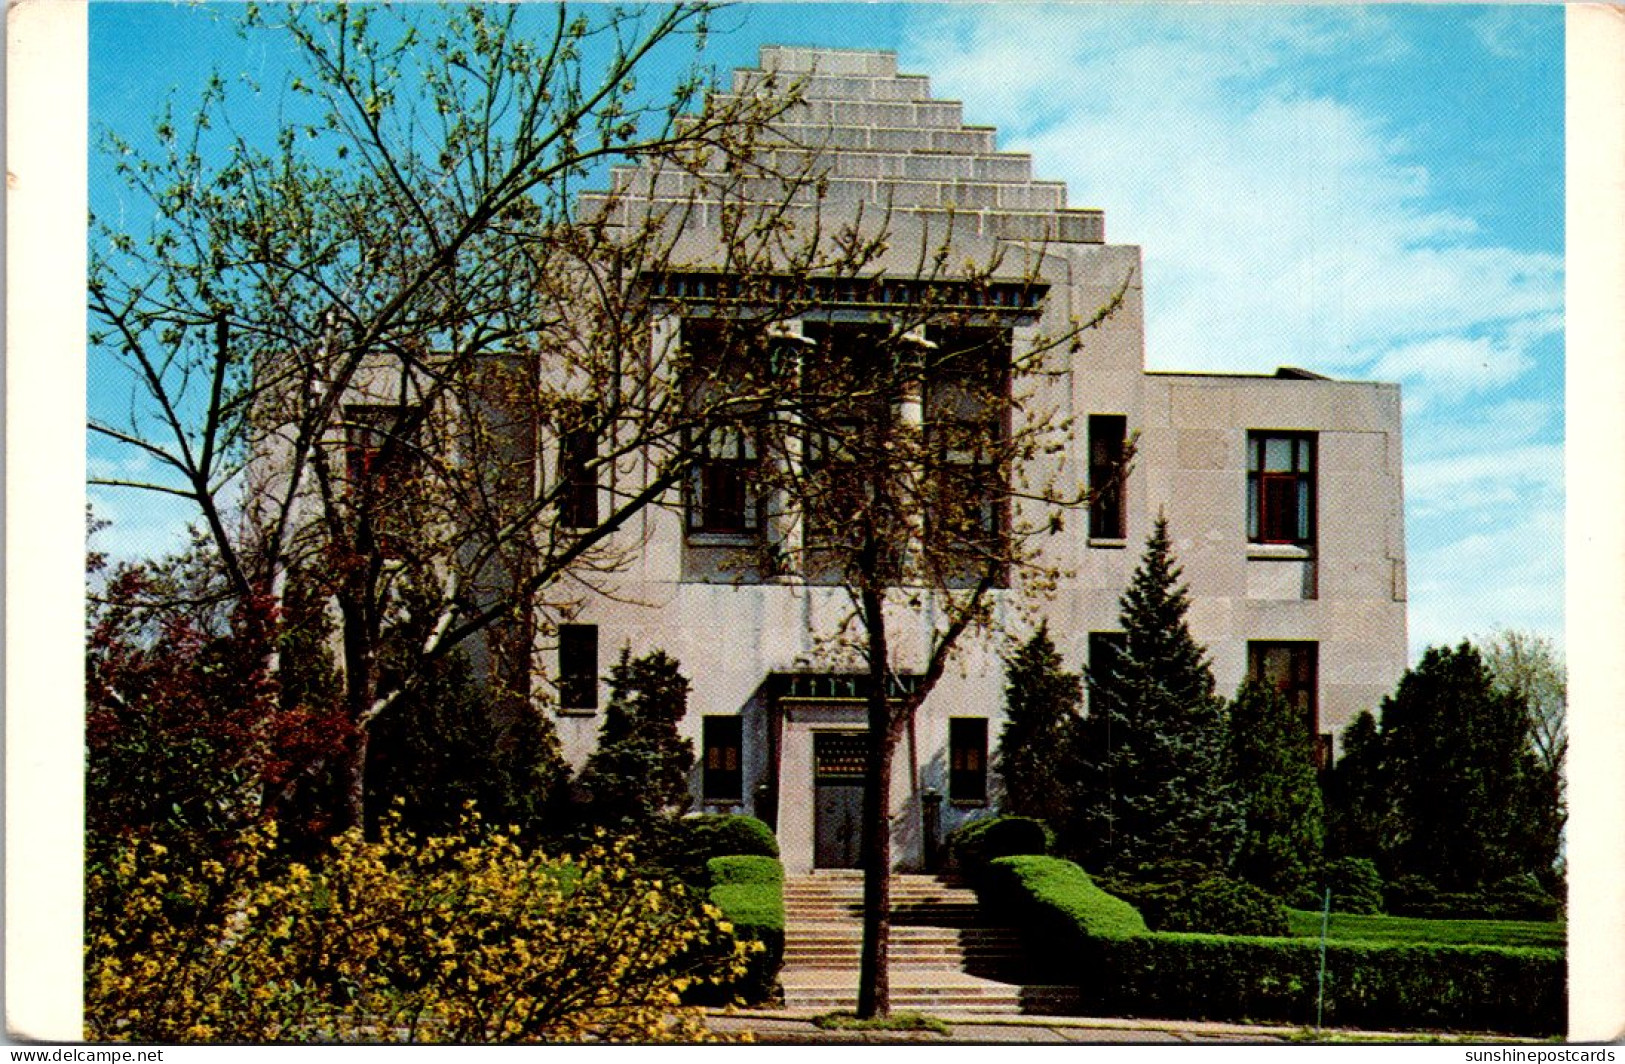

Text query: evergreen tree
(1077, 516), (1239, 872)
(576, 648), (696, 835)
(1379, 642), (1543, 892)
(1227, 680), (1324, 902)
(995, 624), (1083, 833)
(1323, 709), (1390, 864)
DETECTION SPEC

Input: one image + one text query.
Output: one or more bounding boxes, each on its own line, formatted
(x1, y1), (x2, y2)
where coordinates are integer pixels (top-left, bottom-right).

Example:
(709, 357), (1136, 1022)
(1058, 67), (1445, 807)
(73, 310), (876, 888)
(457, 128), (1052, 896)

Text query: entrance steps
(779, 871), (1078, 1016)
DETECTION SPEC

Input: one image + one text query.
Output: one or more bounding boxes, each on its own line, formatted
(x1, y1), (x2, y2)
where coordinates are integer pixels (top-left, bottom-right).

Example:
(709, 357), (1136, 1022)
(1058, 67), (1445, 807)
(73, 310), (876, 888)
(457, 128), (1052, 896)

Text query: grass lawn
(1285, 909), (1564, 950)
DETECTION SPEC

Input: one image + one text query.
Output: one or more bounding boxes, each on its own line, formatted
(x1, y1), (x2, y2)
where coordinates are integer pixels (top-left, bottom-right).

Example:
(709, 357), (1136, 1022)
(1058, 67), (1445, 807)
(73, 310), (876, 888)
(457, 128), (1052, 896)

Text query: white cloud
(905, 7), (1564, 657)
(1407, 503), (1563, 657)
(907, 9), (1561, 375)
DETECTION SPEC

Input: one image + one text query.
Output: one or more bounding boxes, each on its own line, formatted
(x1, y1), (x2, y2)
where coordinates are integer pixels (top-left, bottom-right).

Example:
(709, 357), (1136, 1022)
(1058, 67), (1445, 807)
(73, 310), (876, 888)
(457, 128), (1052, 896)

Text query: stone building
(537, 46), (1409, 875)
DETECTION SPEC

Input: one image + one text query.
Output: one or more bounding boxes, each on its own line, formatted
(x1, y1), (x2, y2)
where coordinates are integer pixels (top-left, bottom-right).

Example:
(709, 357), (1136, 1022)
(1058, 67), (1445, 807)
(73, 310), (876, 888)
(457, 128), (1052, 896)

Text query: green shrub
(1156, 876), (1289, 937)
(946, 815), (1053, 883)
(1385, 873), (1558, 921)
(708, 854), (784, 886)
(680, 814), (779, 859)
(1096, 863), (1286, 936)
(696, 855), (785, 1006)
(1078, 934), (1563, 1036)
(1483, 875), (1561, 922)
(1324, 857), (1385, 915)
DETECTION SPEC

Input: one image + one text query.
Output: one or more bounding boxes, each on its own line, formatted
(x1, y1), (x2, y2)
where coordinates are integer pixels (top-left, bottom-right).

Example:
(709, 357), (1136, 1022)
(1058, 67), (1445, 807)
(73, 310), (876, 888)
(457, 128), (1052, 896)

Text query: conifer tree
(1227, 680), (1324, 902)
(1078, 516), (1238, 871)
(1376, 642), (1544, 892)
(1324, 708), (1390, 864)
(576, 649), (696, 835)
(995, 624), (1083, 833)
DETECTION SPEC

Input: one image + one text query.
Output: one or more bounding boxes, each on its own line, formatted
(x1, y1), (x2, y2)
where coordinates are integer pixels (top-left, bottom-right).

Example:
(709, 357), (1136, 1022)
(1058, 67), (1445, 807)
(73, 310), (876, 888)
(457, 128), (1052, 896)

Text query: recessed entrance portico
(767, 672), (924, 874)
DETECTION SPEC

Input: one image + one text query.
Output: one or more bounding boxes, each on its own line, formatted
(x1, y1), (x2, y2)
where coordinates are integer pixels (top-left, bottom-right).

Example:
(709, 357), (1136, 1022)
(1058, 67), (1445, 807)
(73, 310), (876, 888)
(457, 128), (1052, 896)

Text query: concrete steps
(779, 871), (1070, 1016)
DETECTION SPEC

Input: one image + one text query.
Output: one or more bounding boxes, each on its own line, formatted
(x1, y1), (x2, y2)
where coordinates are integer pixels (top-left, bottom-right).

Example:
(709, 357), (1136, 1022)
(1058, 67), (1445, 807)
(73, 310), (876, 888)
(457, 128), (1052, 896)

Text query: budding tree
(89, 3), (838, 829)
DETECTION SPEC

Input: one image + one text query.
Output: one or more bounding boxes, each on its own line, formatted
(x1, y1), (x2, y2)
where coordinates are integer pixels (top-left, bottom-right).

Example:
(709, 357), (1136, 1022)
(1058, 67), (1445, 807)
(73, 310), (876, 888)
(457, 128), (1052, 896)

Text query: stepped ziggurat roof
(578, 46), (1107, 282)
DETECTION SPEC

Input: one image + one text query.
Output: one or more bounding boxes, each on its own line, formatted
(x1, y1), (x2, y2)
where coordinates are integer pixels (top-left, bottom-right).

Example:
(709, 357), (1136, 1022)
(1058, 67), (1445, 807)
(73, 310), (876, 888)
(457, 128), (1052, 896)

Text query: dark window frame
(702, 715), (744, 803)
(344, 404), (419, 557)
(685, 422), (763, 537)
(1247, 432), (1316, 546)
(948, 717), (989, 804)
(1247, 640), (1327, 768)
(1089, 414), (1128, 539)
(558, 415), (599, 530)
(558, 624), (598, 711)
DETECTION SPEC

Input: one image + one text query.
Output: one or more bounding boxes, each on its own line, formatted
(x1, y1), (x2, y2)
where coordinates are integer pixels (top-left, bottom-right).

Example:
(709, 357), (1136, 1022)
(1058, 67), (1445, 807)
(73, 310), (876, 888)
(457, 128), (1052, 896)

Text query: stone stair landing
(779, 870), (1077, 1017)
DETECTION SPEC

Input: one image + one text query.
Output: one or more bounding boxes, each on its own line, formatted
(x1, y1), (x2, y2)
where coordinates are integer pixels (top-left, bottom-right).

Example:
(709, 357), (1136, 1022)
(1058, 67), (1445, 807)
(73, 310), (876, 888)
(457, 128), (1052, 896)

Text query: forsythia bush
(86, 817), (754, 1043)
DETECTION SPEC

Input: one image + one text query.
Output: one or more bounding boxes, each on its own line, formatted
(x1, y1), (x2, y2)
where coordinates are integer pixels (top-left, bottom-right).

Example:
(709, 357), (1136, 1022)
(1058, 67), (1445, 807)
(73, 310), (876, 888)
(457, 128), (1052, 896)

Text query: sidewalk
(706, 1008), (1306, 1044)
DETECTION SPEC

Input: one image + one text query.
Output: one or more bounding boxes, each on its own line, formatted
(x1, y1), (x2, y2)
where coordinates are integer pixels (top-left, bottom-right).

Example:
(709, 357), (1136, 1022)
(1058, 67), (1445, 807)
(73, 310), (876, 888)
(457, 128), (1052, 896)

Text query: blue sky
(88, 3), (1565, 659)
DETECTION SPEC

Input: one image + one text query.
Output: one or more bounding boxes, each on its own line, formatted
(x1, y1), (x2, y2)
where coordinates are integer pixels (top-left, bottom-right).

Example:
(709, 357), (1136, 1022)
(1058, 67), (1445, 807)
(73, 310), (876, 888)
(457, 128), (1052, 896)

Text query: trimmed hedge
(680, 814), (780, 861)
(1081, 933), (1563, 1037)
(946, 816), (1054, 883)
(983, 853), (1564, 1036)
(700, 855), (784, 1006)
(977, 855), (1146, 979)
(1387, 874), (1561, 922)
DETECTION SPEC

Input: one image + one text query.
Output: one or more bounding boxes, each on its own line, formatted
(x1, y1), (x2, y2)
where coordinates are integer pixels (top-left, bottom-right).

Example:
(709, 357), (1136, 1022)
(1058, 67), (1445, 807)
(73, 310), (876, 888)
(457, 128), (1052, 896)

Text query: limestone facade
(548, 46), (1407, 874)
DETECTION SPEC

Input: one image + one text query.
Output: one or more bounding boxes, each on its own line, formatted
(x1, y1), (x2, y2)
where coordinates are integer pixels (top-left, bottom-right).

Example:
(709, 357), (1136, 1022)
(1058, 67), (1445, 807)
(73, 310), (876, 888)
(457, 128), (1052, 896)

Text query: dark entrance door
(813, 731), (867, 869)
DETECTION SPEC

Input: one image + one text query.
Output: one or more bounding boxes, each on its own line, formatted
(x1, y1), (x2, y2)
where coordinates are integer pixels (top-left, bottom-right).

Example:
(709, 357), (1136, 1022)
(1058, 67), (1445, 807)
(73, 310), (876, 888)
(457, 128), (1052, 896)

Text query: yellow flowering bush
(87, 816), (753, 1043)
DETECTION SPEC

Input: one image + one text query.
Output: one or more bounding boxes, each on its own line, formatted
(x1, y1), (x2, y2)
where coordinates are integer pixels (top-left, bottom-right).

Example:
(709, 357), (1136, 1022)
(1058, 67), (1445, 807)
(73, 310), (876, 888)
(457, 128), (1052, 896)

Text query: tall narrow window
(1088, 631), (1126, 681)
(559, 421), (598, 529)
(344, 405), (418, 556)
(1247, 641), (1327, 767)
(558, 624), (598, 711)
(682, 318), (768, 540)
(948, 717), (988, 803)
(1248, 433), (1315, 545)
(686, 424), (761, 535)
(924, 326), (1011, 584)
(1087, 631), (1126, 715)
(1089, 415), (1128, 539)
(703, 716), (744, 803)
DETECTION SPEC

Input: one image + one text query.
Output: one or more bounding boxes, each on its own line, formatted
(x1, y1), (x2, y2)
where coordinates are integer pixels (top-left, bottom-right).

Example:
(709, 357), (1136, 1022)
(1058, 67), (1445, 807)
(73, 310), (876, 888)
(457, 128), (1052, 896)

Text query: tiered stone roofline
(580, 45), (1104, 246)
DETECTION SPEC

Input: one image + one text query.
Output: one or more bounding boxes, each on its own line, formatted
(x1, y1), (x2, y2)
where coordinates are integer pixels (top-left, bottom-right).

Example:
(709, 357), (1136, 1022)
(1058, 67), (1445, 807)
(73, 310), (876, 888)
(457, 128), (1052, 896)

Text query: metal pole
(1316, 886), (1331, 1032)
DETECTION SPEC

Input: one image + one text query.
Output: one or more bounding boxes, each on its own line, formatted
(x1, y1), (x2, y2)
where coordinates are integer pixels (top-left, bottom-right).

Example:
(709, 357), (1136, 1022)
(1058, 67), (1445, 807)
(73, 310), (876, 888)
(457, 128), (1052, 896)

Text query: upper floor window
(344, 405), (418, 556)
(948, 716), (988, 804)
(1089, 414), (1128, 540)
(687, 423), (761, 536)
(924, 326), (1011, 581)
(558, 624), (598, 712)
(558, 413), (598, 530)
(1248, 432), (1315, 545)
(345, 405), (416, 494)
(1247, 640), (1330, 768)
(681, 319), (770, 541)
